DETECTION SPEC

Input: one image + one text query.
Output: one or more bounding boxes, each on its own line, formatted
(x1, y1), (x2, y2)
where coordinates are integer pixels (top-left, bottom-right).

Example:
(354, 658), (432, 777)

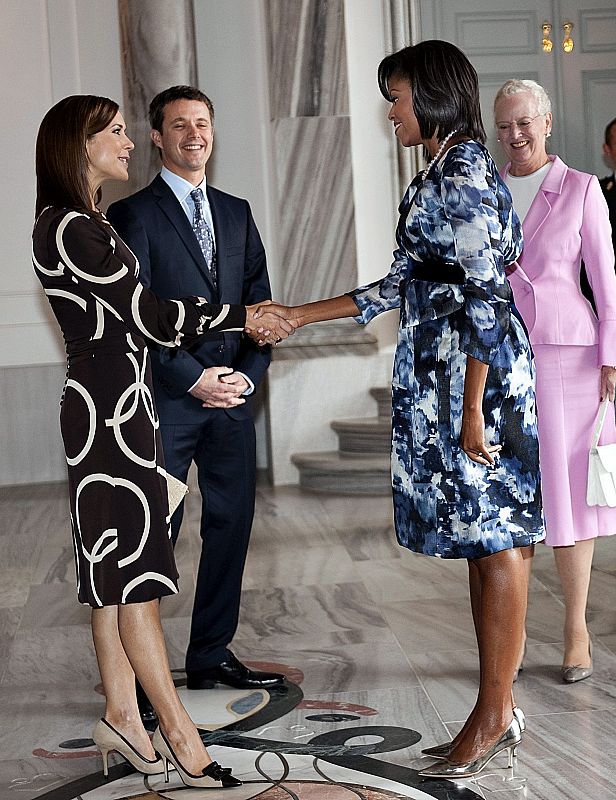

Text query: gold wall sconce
(562, 21), (574, 53)
(542, 22), (553, 53)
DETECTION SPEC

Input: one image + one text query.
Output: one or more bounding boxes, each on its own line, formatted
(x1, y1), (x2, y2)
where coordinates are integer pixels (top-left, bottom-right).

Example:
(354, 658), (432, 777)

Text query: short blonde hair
(494, 80), (552, 117)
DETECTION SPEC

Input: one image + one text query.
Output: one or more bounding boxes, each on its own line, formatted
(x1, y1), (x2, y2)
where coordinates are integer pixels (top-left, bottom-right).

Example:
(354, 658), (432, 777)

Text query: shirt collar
(160, 166), (207, 204)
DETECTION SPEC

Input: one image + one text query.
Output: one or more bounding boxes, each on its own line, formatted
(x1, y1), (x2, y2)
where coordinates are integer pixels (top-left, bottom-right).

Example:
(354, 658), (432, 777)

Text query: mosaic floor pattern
(3, 481), (616, 799)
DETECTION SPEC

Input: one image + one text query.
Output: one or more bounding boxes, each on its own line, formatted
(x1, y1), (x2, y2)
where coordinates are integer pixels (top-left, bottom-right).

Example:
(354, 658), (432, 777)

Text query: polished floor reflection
(1, 479), (616, 799)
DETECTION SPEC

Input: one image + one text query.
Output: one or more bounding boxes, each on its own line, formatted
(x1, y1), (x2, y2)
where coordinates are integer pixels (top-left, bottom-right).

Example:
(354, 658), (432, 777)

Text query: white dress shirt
(159, 167), (253, 396)
(160, 166), (216, 247)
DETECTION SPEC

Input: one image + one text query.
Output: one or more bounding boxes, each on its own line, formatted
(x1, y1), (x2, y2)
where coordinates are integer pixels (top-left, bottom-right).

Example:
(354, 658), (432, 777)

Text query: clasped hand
(189, 367), (249, 408)
(244, 301), (301, 346)
(601, 365), (616, 403)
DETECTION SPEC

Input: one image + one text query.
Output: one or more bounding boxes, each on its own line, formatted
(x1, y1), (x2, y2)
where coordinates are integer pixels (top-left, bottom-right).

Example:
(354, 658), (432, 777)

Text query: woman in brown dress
(33, 94), (291, 789)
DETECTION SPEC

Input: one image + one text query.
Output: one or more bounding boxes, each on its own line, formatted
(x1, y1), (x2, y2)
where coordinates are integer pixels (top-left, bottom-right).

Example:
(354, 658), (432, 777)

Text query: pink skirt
(534, 344), (616, 546)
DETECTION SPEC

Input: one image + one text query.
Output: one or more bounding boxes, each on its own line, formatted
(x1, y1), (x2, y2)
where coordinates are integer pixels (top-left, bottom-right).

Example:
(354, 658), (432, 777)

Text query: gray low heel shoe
(562, 640), (593, 683)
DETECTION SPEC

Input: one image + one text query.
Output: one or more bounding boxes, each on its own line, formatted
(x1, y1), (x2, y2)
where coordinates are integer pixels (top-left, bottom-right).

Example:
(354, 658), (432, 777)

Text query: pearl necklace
(421, 129), (460, 178)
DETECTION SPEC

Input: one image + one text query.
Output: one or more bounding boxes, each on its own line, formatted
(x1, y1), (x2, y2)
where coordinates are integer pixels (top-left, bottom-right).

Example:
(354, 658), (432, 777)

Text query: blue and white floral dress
(351, 141), (545, 559)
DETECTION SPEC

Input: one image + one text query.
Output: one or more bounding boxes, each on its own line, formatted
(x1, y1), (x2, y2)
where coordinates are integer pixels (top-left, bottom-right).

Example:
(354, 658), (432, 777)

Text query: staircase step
(331, 417), (391, 457)
(370, 387), (391, 419)
(291, 451), (390, 495)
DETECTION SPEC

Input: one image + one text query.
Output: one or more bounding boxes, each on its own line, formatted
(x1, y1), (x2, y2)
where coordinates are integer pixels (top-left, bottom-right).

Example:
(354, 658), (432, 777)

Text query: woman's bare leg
(92, 599), (213, 773)
(443, 544), (531, 752)
(448, 547), (526, 763)
(470, 544), (533, 668)
(91, 605), (156, 759)
(515, 544), (534, 673)
(521, 543), (534, 590)
(439, 561), (481, 748)
(553, 539), (595, 668)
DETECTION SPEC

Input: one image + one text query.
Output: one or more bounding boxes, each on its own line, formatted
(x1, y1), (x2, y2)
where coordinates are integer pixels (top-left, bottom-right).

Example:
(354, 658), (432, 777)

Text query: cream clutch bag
(166, 471), (189, 515)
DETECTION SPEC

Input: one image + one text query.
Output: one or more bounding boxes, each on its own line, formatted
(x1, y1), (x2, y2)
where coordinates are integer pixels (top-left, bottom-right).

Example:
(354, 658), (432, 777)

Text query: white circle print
(63, 380), (97, 466)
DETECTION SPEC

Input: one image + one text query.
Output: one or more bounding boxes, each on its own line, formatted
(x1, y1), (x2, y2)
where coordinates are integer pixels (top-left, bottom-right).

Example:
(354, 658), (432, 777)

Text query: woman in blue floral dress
(260, 41), (544, 779)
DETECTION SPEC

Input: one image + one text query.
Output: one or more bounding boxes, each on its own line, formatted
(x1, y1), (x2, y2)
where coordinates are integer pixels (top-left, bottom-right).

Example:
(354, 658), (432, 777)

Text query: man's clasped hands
(191, 302), (302, 411)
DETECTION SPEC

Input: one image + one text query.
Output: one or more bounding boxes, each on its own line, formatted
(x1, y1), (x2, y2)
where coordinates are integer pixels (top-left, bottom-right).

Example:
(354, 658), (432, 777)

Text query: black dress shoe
(139, 703), (158, 729)
(186, 653), (285, 690)
(135, 679), (158, 729)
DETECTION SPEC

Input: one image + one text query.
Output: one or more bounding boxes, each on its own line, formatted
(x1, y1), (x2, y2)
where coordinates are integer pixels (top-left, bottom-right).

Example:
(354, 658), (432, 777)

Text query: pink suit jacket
(503, 155), (616, 367)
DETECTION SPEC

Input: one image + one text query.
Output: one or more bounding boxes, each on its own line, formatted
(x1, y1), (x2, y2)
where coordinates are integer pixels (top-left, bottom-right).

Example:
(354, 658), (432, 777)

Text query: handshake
(244, 301), (300, 346)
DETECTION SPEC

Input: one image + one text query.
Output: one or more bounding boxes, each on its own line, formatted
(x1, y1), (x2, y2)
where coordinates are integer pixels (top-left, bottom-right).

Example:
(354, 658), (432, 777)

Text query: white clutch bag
(587, 398), (616, 507)
(166, 471), (189, 515)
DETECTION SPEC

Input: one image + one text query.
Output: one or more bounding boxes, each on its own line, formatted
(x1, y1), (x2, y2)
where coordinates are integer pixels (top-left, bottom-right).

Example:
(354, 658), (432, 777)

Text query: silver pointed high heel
(420, 706), (526, 761)
(421, 740), (454, 759)
(513, 706), (526, 732)
(151, 727), (241, 788)
(419, 717), (522, 779)
(562, 639), (593, 683)
(92, 718), (164, 777)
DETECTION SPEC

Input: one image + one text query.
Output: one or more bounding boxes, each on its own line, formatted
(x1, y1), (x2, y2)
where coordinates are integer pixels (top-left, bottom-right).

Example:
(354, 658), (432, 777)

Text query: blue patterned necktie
(190, 188), (217, 289)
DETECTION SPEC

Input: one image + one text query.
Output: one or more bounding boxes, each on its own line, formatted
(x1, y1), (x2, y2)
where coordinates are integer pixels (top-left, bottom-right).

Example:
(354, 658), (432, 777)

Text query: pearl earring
(546, 132), (552, 139)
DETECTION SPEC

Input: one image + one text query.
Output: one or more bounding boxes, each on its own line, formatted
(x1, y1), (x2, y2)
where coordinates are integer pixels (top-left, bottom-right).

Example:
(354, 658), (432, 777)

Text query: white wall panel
(0, 0), (123, 372)
(581, 69), (616, 177)
(455, 11), (539, 56)
(0, 1), (122, 483)
(580, 8), (616, 53)
(0, 364), (67, 486)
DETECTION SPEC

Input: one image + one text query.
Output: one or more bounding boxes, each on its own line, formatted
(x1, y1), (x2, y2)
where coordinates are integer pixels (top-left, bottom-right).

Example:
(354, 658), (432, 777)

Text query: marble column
(116, 0), (198, 193)
(383, 0), (423, 199)
(264, 0), (357, 303)
(263, 0), (389, 484)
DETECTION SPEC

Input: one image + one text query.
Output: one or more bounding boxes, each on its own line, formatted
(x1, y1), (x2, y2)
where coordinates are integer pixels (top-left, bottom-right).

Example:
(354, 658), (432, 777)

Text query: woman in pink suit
(494, 79), (616, 682)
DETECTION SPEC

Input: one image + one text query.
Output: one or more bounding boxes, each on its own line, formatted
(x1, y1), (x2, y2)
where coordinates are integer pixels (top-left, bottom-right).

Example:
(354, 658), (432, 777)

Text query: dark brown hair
(35, 94), (119, 217)
(605, 117), (616, 147)
(378, 40), (486, 144)
(149, 85), (215, 133)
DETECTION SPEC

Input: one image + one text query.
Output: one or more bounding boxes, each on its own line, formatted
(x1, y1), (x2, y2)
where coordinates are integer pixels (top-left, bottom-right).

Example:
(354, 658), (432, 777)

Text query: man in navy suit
(108, 86), (283, 712)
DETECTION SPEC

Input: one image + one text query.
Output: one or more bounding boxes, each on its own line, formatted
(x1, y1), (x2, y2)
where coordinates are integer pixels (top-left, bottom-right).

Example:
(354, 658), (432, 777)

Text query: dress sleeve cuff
(598, 319), (616, 366)
(235, 371), (255, 395)
(205, 303), (246, 332)
(187, 369), (206, 394)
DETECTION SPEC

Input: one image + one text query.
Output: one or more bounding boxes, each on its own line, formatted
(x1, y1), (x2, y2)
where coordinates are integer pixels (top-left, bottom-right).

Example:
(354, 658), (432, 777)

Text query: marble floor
(2, 477), (616, 800)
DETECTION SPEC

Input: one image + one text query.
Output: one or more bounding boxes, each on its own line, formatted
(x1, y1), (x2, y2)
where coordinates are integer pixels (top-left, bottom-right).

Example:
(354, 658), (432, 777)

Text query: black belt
(407, 260), (464, 283)
(407, 259), (531, 346)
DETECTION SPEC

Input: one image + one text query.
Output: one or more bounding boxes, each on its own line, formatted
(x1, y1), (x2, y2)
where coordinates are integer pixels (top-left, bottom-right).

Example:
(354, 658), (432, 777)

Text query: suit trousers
(160, 411), (256, 672)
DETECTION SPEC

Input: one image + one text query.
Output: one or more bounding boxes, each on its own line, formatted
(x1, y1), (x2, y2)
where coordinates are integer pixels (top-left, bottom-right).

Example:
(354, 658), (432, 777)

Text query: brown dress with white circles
(33, 207), (245, 606)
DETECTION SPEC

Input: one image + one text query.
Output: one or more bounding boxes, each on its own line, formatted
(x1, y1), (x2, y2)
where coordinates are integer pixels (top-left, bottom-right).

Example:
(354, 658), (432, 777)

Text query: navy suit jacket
(107, 175), (271, 423)
(600, 174), (616, 258)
